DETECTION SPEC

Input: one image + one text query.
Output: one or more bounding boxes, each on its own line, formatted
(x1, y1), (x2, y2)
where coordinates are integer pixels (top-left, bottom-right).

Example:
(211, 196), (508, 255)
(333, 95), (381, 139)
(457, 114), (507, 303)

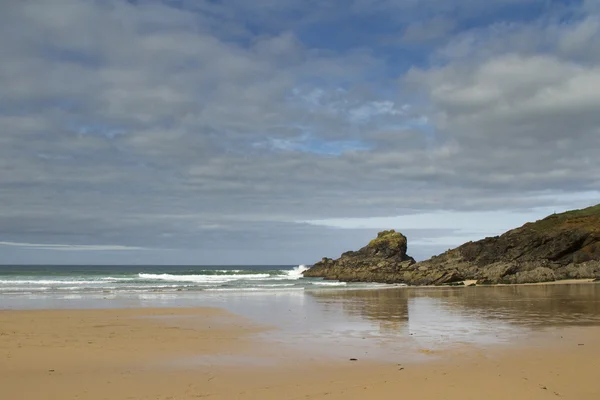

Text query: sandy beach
(1, 306), (599, 400)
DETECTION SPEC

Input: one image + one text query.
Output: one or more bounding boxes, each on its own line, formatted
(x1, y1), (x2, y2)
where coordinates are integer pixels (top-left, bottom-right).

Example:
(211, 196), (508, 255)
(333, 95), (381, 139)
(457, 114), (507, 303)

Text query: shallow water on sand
(2, 284), (599, 362)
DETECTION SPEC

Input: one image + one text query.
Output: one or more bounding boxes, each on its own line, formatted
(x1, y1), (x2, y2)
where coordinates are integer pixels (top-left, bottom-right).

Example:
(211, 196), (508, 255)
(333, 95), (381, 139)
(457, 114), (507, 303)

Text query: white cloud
(558, 16), (600, 55)
(0, 242), (146, 251)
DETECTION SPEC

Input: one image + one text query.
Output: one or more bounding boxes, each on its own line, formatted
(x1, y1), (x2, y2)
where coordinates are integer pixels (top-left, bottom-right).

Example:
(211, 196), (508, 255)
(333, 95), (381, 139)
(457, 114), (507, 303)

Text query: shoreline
(1, 307), (599, 399)
(304, 277), (598, 291)
(447, 277), (598, 287)
(335, 277), (599, 289)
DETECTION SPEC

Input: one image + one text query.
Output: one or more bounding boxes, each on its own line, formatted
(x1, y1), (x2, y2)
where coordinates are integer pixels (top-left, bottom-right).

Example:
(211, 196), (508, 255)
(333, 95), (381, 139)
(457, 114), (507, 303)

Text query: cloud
(0, 242), (146, 251)
(403, 16), (600, 194)
(0, 0), (599, 264)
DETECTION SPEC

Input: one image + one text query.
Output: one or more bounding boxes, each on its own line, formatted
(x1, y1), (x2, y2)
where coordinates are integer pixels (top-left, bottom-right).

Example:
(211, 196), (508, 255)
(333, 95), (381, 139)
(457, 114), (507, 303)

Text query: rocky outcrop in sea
(303, 204), (600, 285)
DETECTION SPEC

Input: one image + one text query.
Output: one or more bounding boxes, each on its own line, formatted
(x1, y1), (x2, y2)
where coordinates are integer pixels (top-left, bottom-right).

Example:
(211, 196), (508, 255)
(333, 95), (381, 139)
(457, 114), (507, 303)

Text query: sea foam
(283, 265), (309, 279)
(311, 281), (347, 286)
(138, 273), (271, 283)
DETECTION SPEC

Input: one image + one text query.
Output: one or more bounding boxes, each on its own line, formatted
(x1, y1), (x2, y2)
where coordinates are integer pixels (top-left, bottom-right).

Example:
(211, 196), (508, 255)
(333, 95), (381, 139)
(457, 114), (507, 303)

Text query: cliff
(303, 204), (600, 285)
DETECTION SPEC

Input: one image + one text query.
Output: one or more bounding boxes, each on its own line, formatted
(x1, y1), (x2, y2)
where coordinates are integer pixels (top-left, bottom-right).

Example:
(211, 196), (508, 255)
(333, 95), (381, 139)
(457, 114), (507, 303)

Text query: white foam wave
(311, 281), (347, 286)
(282, 264), (309, 280)
(204, 287), (305, 292)
(0, 284), (201, 294)
(254, 283), (297, 287)
(0, 279), (105, 285)
(57, 284), (188, 291)
(100, 277), (136, 281)
(0, 286), (51, 292)
(138, 273), (270, 283)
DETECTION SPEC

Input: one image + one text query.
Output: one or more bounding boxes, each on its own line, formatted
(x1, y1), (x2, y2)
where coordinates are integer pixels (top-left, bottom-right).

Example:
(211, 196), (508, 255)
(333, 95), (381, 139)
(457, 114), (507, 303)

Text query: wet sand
(463, 278), (597, 286)
(1, 306), (600, 400)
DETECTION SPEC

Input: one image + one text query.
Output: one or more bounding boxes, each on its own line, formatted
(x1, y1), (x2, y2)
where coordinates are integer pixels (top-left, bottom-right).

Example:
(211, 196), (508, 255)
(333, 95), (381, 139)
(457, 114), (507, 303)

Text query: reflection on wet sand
(303, 283), (600, 351)
(308, 284), (600, 329)
(307, 288), (410, 335)
(407, 284), (600, 327)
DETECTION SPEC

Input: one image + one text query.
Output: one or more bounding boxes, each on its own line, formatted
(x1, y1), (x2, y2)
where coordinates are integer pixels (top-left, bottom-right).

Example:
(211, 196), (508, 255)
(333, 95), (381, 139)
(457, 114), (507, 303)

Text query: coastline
(453, 277), (598, 287)
(1, 307), (600, 399)
(325, 277), (599, 289)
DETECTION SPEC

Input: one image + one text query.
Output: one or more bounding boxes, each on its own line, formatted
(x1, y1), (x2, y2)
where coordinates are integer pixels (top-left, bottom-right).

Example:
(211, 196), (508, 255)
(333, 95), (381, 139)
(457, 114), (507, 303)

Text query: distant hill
(303, 204), (600, 285)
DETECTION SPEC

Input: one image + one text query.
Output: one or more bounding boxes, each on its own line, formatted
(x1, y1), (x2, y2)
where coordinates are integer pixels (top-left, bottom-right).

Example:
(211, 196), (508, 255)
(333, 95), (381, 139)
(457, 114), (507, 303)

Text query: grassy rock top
(523, 204), (600, 234)
(365, 230), (408, 255)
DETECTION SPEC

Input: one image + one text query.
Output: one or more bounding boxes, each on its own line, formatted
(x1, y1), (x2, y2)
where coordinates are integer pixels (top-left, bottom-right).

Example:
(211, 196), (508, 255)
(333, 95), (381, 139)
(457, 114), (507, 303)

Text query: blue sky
(0, 0), (599, 264)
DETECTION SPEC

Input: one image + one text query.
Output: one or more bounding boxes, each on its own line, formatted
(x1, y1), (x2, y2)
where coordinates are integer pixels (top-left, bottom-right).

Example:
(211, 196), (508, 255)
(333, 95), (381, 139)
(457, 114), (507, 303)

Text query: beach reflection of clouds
(407, 297), (521, 347)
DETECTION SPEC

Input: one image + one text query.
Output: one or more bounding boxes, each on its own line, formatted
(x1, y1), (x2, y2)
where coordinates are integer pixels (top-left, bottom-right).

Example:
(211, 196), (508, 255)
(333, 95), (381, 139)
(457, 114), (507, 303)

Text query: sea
(0, 264), (389, 295)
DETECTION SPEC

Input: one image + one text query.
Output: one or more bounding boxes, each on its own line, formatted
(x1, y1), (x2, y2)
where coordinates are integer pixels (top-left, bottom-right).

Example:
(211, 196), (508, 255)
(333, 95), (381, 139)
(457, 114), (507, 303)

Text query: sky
(1, 0), (599, 265)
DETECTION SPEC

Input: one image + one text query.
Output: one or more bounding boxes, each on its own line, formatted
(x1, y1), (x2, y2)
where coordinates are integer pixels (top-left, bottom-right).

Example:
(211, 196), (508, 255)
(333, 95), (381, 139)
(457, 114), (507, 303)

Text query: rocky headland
(303, 204), (600, 285)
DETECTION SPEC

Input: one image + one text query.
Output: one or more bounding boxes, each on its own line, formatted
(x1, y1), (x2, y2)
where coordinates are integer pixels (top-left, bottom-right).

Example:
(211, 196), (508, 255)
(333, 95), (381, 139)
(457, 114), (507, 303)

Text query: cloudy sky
(1, 0), (599, 265)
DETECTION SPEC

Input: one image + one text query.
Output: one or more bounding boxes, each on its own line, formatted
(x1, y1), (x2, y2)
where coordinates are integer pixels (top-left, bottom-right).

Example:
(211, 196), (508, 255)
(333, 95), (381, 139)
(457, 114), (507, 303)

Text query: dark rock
(513, 267), (557, 284)
(303, 204), (600, 285)
(303, 230), (416, 283)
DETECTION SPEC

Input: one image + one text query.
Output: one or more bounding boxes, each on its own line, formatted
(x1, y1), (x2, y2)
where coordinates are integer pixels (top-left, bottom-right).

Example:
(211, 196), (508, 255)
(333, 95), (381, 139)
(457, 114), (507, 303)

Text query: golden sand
(1, 307), (599, 399)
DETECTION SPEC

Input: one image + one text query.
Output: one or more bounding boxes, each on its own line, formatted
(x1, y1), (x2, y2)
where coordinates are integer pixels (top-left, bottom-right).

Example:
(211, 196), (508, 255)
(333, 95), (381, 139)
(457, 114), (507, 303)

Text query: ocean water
(0, 264), (390, 295)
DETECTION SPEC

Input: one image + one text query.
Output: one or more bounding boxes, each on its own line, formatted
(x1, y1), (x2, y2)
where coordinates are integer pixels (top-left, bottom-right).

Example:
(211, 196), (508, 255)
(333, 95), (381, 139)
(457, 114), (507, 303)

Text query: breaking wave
(0, 264), (387, 295)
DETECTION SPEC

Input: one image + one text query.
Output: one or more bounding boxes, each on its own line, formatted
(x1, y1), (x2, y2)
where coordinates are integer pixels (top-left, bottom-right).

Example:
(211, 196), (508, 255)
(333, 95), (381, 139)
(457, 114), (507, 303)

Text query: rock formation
(303, 204), (600, 285)
(303, 230), (417, 283)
